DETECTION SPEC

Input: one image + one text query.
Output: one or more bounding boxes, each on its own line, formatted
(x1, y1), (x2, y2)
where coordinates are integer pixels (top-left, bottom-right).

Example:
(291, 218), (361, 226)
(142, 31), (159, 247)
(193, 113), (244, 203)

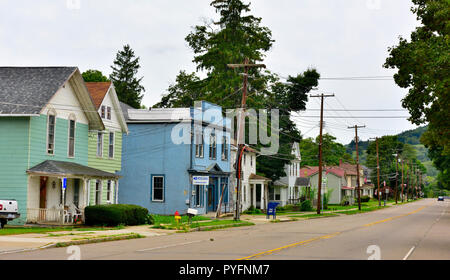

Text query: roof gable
(85, 82), (111, 109)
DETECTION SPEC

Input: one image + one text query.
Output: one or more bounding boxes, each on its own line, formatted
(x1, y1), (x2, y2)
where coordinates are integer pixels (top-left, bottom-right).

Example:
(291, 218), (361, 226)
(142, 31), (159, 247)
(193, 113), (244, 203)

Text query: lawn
(152, 214), (211, 226)
(288, 213), (339, 219)
(152, 217), (254, 231)
(0, 225), (126, 236)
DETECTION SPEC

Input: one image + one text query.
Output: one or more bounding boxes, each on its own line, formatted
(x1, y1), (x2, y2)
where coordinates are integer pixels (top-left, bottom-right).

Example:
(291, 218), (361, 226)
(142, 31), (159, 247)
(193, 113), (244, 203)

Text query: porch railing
(27, 208), (64, 223)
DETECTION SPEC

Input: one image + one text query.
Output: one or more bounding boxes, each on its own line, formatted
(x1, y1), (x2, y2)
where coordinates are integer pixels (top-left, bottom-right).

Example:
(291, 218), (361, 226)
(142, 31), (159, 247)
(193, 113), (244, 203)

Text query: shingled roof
(85, 82), (111, 109)
(27, 160), (120, 179)
(0, 67), (77, 115)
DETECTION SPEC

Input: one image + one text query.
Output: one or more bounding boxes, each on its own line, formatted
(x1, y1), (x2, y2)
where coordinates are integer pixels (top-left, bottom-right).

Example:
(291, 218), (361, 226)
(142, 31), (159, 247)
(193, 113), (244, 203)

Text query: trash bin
(267, 202), (280, 219)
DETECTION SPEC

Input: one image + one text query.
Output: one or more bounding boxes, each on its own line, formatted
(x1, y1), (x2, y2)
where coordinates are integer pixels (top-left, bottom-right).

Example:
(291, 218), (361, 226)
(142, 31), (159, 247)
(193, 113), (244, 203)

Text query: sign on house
(193, 176), (209, 185)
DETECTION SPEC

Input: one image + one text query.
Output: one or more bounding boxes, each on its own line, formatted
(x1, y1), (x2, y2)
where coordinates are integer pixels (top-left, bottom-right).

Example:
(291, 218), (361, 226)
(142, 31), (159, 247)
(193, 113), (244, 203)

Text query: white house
(230, 141), (271, 212)
(272, 142), (302, 206)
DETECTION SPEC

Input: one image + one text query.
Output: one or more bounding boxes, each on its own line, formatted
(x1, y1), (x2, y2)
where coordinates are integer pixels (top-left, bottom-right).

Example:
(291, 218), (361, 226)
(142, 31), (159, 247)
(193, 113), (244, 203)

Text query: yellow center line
(238, 204), (430, 260)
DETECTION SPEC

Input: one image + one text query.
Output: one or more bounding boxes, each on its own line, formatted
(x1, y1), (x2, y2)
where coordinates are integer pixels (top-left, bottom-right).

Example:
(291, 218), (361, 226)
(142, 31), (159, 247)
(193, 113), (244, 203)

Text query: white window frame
(221, 136), (228, 161)
(67, 114), (76, 158)
(95, 180), (102, 205)
(107, 106), (111, 120)
(106, 180), (112, 203)
(46, 109), (56, 155)
(101, 105), (106, 119)
(152, 176), (164, 202)
(108, 131), (115, 159)
(97, 131), (103, 157)
(195, 129), (204, 158)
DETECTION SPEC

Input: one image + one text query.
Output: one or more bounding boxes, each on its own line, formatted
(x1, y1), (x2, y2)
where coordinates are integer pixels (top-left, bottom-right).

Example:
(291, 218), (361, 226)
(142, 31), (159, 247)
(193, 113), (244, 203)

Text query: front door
(256, 184), (262, 209)
(39, 177), (48, 221)
(207, 185), (214, 212)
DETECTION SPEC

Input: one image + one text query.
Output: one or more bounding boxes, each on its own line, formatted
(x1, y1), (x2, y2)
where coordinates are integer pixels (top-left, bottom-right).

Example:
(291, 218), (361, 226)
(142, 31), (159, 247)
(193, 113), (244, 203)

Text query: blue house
(118, 101), (231, 215)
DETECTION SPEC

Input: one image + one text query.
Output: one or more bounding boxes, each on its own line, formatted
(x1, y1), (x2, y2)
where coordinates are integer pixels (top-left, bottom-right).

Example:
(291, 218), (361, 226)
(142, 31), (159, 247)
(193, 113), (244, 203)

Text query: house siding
(0, 117), (30, 224)
(118, 123), (191, 214)
(87, 130), (122, 205)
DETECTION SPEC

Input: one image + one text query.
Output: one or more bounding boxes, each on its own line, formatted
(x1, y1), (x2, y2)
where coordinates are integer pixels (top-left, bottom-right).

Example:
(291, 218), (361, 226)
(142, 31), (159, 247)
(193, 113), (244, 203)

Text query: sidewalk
(0, 225), (170, 254)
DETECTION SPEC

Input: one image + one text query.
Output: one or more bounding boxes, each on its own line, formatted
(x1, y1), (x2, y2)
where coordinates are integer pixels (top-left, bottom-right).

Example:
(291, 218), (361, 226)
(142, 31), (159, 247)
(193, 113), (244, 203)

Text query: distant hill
(345, 126), (437, 177)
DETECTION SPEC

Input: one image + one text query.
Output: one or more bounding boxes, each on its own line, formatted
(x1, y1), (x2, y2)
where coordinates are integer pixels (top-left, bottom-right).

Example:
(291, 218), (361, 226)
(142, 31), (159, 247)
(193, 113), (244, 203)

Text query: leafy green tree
(110, 44), (145, 108)
(299, 134), (353, 167)
(82, 69), (109, 82)
(384, 0), (449, 189)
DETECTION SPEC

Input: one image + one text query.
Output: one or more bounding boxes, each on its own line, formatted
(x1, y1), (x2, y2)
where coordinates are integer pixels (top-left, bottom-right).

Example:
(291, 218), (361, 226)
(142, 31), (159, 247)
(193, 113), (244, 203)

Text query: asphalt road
(1, 198), (448, 260)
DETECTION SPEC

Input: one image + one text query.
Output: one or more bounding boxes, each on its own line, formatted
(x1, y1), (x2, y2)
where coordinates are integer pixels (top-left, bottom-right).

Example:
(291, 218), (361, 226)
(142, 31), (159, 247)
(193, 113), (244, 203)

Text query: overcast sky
(0, 0), (422, 144)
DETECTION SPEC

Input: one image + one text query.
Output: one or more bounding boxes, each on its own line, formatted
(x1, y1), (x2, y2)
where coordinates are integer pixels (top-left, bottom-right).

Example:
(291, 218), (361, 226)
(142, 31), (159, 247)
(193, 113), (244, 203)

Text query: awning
(27, 160), (120, 179)
(249, 173), (271, 182)
(341, 186), (354, 190)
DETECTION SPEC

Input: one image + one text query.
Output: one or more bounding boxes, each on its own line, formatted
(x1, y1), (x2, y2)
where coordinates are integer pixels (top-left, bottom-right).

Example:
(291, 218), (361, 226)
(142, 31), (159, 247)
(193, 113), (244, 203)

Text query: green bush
(361, 195), (371, 203)
(300, 200), (313, 211)
(85, 204), (149, 226)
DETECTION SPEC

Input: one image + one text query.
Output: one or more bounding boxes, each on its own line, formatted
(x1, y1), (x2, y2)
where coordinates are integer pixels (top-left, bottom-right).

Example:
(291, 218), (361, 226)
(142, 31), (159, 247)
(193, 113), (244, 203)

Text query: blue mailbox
(267, 202), (280, 219)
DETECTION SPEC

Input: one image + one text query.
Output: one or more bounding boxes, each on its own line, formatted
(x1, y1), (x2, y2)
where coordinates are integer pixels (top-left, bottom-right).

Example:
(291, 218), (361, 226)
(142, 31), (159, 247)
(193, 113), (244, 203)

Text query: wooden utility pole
(407, 161), (411, 201)
(349, 125), (366, 211)
(375, 137), (381, 206)
(401, 158), (404, 202)
(395, 153), (399, 204)
(310, 93), (334, 214)
(227, 58), (265, 221)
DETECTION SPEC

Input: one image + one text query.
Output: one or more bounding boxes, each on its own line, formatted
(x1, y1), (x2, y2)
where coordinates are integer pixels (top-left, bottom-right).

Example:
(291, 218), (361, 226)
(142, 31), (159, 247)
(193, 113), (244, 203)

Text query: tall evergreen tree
(110, 44), (145, 108)
(155, 0), (320, 181)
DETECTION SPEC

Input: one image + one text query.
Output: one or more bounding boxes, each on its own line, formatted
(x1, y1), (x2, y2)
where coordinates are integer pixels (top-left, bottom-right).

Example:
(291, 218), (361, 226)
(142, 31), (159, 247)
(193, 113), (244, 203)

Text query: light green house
(85, 82), (128, 206)
(0, 67), (119, 225)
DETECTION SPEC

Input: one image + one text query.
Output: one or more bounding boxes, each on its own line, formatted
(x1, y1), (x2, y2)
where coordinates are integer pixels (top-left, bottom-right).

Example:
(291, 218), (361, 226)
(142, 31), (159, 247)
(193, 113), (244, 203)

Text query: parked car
(437, 196), (444, 201)
(0, 199), (20, 228)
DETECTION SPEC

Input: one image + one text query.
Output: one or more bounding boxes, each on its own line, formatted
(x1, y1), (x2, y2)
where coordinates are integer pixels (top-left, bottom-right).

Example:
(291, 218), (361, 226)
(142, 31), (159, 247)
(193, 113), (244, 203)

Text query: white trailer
(0, 199), (20, 228)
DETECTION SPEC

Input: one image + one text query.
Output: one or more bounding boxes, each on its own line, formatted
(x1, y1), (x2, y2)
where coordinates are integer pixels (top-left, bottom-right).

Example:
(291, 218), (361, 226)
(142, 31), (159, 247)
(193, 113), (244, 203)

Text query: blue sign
(267, 202), (280, 219)
(193, 176), (209, 185)
(63, 178), (67, 189)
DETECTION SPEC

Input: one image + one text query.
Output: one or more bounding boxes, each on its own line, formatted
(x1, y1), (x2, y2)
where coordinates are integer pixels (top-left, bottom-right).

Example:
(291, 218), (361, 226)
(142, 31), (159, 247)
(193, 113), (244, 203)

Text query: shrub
(301, 200), (313, 211)
(361, 195), (371, 203)
(85, 204), (149, 226)
(276, 206), (286, 212)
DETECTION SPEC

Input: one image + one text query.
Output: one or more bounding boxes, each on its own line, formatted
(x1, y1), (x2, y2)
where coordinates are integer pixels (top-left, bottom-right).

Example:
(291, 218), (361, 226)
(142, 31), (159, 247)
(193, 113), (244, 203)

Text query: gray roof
(27, 160), (120, 179)
(295, 177), (310, 187)
(119, 101), (134, 121)
(0, 67), (77, 115)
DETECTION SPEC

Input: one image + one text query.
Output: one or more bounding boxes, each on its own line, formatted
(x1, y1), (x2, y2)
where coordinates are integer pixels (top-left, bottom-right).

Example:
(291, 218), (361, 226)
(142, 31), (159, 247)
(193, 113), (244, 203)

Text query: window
(47, 113), (56, 154)
(195, 130), (204, 158)
(109, 132), (114, 158)
(106, 180), (112, 202)
(97, 132), (103, 157)
(250, 155), (253, 167)
(101, 106), (106, 118)
(221, 136), (228, 160)
(209, 132), (216, 159)
(68, 118), (75, 157)
(244, 154), (246, 165)
(152, 176), (164, 201)
(95, 180), (102, 205)
(107, 106), (111, 120)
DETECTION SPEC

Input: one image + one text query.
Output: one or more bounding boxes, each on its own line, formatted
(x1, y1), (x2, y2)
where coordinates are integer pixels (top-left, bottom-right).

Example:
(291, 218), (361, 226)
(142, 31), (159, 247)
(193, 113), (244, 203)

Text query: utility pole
(350, 125), (366, 211)
(407, 161), (411, 202)
(401, 158), (404, 202)
(310, 93), (334, 214)
(227, 58), (265, 221)
(375, 138), (381, 206)
(395, 153), (399, 204)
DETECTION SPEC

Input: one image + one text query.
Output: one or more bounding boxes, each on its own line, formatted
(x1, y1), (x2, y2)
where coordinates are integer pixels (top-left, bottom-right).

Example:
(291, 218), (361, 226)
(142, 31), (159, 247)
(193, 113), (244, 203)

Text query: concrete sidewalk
(0, 225), (170, 255)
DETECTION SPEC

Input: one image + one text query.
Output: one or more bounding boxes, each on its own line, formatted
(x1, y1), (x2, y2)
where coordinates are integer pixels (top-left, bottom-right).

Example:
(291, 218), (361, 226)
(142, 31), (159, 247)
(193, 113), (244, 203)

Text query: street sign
(385, 189), (389, 193)
(193, 176), (209, 185)
(62, 178), (67, 189)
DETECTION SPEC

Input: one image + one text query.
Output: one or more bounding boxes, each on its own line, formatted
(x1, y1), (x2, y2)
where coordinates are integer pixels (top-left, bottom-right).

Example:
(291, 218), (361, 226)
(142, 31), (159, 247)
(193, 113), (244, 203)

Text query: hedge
(84, 204), (149, 226)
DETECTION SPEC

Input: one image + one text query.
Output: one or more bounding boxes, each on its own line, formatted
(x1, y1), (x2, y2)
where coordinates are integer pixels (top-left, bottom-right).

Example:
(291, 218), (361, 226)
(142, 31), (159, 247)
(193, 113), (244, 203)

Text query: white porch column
(86, 179), (91, 207)
(115, 180), (119, 204)
(252, 184), (256, 208)
(260, 183), (265, 210)
(82, 179), (88, 209)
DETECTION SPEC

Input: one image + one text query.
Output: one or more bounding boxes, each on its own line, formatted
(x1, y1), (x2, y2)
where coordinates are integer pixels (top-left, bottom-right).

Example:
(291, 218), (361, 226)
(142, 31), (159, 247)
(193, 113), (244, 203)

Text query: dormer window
(101, 106), (106, 118)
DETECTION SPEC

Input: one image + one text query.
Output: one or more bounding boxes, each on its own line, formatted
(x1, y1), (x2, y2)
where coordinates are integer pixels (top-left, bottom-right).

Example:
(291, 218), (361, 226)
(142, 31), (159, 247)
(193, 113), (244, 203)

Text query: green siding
(0, 114), (89, 225)
(87, 130), (122, 205)
(0, 117), (30, 224)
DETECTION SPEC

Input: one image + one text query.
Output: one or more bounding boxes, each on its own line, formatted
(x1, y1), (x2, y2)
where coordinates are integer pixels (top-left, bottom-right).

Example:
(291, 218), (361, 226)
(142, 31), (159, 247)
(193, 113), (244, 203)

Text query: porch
(26, 160), (120, 225)
(249, 174), (271, 210)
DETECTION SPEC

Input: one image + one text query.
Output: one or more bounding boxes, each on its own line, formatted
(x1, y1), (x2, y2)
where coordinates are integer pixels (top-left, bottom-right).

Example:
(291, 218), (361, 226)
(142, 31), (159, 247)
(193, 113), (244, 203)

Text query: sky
(0, 0), (422, 144)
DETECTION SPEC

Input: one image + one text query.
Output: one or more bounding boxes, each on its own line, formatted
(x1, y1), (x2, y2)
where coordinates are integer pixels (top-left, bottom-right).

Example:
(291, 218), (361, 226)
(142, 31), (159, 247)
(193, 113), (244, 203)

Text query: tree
(81, 69), (109, 82)
(110, 44), (145, 108)
(384, 0), (449, 189)
(155, 0), (320, 181)
(299, 134), (353, 167)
